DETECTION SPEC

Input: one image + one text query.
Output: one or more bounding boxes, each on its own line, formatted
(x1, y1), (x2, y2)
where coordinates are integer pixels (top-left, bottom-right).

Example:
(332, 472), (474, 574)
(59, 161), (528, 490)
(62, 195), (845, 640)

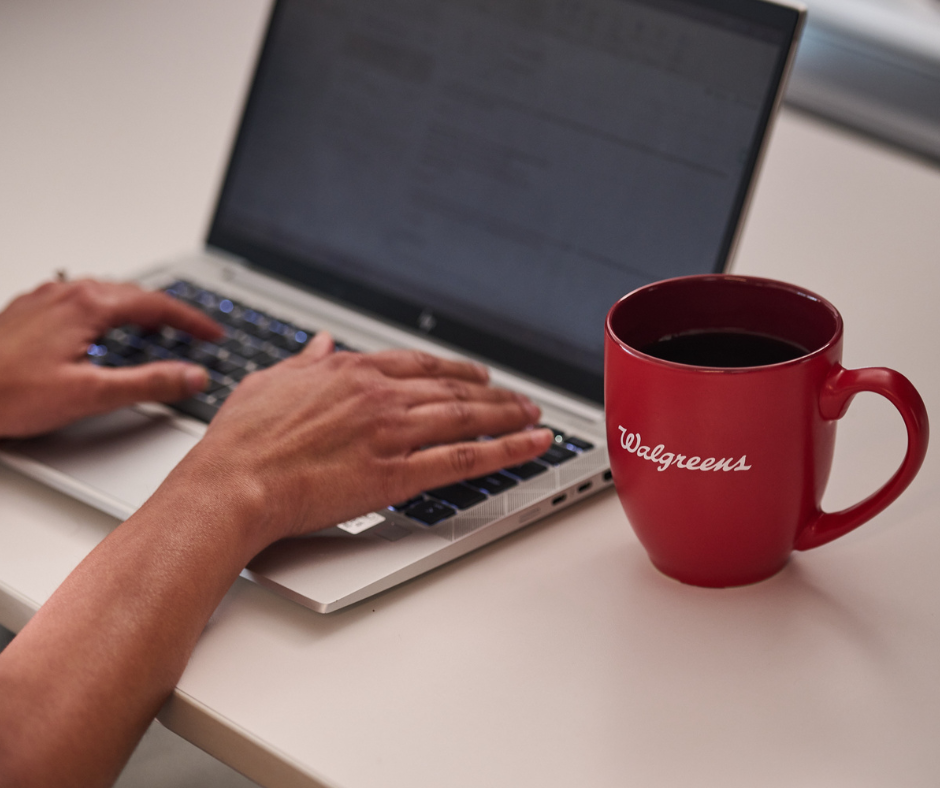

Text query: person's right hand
(164, 332), (554, 559)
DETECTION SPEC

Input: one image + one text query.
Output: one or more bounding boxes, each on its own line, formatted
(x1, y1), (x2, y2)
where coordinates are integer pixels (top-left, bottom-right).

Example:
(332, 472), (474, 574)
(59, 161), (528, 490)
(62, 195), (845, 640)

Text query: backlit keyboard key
(405, 500), (457, 526)
(538, 445), (578, 465)
(426, 483), (487, 510)
(503, 461), (548, 480)
(564, 436), (594, 451)
(464, 472), (518, 495)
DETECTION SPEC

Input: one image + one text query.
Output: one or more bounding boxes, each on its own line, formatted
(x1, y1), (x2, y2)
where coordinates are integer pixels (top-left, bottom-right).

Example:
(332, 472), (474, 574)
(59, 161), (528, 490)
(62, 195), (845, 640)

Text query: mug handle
(794, 365), (929, 551)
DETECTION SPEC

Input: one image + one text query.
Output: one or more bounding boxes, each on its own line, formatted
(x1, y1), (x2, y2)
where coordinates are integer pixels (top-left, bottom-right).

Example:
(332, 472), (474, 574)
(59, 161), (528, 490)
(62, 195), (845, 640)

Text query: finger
(76, 361), (209, 415)
(404, 428), (554, 490)
(295, 331), (334, 363)
(400, 397), (541, 448)
(367, 349), (490, 383)
(95, 283), (223, 340)
(395, 377), (530, 409)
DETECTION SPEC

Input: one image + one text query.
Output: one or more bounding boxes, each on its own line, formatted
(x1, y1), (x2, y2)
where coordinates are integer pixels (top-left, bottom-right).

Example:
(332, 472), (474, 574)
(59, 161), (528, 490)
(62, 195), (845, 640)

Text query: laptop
(0, 0), (804, 612)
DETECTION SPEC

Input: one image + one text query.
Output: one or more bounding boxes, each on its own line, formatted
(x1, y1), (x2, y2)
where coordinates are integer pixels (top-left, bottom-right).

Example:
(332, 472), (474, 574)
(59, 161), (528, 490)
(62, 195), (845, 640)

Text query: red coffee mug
(604, 275), (929, 587)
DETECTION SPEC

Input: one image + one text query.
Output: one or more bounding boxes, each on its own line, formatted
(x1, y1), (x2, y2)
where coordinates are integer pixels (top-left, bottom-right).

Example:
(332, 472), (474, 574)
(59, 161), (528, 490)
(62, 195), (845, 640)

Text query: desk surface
(2, 2), (940, 787)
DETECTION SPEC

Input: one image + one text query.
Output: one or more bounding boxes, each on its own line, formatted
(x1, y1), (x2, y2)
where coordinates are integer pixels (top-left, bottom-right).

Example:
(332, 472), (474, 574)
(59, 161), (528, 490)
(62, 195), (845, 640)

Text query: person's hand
(170, 332), (554, 556)
(0, 290), (552, 788)
(0, 278), (222, 438)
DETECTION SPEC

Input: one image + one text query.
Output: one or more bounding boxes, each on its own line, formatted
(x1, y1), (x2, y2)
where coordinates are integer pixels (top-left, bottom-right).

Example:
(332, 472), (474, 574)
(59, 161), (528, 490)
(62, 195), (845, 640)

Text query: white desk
(2, 3), (940, 787)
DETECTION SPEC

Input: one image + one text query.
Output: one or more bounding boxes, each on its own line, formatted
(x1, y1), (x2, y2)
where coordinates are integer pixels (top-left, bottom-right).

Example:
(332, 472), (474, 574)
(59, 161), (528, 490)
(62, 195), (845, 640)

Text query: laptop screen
(208, 0), (802, 405)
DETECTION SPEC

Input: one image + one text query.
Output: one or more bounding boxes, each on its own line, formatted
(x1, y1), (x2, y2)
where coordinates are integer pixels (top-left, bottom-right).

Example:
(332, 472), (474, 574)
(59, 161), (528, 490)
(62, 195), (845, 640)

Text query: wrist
(146, 444), (277, 567)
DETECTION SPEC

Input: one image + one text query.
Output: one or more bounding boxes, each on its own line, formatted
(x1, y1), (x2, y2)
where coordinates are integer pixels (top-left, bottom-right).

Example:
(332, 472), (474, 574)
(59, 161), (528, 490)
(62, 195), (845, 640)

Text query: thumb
(297, 331), (334, 364)
(86, 362), (209, 411)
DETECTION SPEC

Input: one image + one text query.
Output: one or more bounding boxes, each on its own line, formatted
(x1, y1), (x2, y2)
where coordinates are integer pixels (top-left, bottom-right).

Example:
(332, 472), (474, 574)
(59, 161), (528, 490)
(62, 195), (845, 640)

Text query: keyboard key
(252, 350), (284, 369)
(426, 483), (487, 510)
(109, 328), (144, 349)
(390, 495), (425, 511)
(223, 337), (264, 360)
(539, 445), (578, 465)
(268, 332), (303, 352)
(214, 385), (236, 402)
(172, 394), (220, 423)
(404, 500), (457, 526)
(196, 290), (219, 310)
(227, 367), (253, 382)
(143, 344), (173, 362)
(105, 351), (140, 367)
(119, 324), (148, 338)
(536, 425), (594, 452)
(187, 343), (223, 366)
(503, 461), (549, 480)
(212, 308), (243, 329)
(540, 424), (566, 443)
(236, 310), (275, 339)
(564, 436), (594, 451)
(164, 280), (193, 299)
(140, 280), (354, 423)
(219, 335), (245, 352)
(464, 472), (518, 495)
(204, 377), (229, 396)
(212, 357), (247, 376)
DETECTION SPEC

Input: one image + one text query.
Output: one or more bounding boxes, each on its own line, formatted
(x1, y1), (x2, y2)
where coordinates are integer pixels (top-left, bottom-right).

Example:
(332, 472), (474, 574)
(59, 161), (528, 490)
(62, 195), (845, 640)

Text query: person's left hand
(0, 278), (223, 438)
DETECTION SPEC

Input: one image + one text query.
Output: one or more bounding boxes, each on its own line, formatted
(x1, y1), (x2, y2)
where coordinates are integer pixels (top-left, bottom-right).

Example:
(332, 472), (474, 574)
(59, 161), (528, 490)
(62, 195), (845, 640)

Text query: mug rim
(605, 274), (844, 373)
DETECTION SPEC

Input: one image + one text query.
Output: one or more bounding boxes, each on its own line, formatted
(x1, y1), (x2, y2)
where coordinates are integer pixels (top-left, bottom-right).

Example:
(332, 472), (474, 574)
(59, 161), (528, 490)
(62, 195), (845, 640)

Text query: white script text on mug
(617, 427), (753, 473)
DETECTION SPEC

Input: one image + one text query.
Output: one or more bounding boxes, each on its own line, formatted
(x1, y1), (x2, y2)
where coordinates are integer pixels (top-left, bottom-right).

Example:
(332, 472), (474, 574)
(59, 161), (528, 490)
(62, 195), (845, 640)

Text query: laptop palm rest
(3, 408), (199, 520)
(3, 408), (447, 612)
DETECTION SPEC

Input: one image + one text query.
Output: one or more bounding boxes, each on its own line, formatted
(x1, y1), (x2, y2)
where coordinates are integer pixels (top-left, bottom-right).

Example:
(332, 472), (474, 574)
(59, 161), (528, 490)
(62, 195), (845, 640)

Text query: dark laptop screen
(208, 0), (802, 404)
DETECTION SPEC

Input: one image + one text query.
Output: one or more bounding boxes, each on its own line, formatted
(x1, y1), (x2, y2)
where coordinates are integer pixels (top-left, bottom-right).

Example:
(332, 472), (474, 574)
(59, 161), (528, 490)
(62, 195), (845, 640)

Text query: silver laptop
(0, 0), (804, 612)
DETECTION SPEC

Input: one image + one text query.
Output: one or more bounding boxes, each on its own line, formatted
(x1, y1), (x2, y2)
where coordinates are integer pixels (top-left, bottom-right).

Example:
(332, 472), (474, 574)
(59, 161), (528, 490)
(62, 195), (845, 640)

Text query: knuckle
(332, 350), (368, 373)
(83, 370), (113, 406)
(350, 386), (398, 428)
(503, 433), (528, 461)
(67, 280), (100, 308)
(151, 365), (187, 398)
(442, 379), (471, 400)
(446, 400), (473, 426)
(358, 379), (392, 407)
(412, 351), (441, 375)
(371, 406), (403, 438)
(450, 444), (478, 476)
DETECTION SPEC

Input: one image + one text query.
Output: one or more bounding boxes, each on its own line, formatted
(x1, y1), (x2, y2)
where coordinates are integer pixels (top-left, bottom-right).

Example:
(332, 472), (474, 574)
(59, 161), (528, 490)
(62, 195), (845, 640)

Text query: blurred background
(787, 0), (940, 162)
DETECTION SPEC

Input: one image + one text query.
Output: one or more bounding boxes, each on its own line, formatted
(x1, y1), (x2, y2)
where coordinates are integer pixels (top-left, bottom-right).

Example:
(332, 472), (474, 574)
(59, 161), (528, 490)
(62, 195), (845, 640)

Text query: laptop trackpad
(9, 407), (201, 516)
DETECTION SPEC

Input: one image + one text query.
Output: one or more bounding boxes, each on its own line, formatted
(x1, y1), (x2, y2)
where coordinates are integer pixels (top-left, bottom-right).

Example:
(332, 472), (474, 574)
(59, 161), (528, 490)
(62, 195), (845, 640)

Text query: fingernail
(184, 366), (209, 394)
(474, 363), (490, 381)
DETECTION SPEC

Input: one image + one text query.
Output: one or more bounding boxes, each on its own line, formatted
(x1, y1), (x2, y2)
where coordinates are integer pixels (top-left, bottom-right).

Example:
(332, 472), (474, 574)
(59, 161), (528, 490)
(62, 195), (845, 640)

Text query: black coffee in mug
(640, 329), (808, 368)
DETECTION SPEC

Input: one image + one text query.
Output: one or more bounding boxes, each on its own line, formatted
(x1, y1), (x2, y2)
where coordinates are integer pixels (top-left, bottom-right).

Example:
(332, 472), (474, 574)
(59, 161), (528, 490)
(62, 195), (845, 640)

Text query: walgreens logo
(617, 426), (752, 473)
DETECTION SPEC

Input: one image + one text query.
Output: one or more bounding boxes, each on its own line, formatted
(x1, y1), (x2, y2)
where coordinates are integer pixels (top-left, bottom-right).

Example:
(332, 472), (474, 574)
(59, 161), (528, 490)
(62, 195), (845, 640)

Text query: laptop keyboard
(89, 280), (595, 528)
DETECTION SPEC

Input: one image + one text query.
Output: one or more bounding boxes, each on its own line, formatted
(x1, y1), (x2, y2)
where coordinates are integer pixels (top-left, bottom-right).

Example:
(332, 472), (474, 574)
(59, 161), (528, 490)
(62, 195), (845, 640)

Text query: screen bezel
(206, 0), (804, 406)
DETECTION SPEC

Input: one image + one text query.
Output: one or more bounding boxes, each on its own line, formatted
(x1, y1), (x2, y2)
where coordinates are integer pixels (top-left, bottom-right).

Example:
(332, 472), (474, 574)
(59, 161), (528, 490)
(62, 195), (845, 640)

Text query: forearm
(0, 459), (264, 788)
(0, 311), (548, 787)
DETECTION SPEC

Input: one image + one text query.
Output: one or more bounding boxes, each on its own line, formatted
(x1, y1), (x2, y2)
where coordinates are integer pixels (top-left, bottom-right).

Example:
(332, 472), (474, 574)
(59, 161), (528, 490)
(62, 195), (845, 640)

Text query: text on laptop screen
(209, 0), (801, 404)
